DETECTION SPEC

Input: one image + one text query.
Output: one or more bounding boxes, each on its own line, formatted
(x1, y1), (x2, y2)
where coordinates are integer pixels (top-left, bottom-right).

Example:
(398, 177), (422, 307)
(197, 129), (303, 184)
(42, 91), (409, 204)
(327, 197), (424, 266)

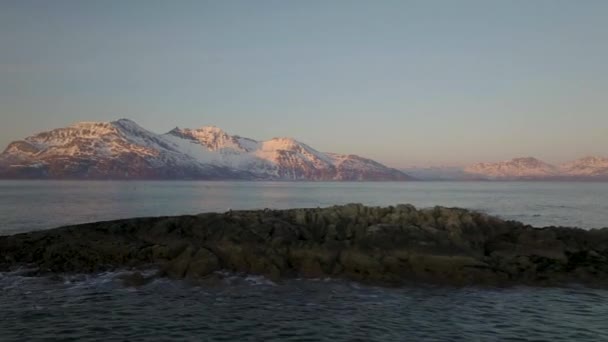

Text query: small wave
(208, 270), (278, 286)
(295, 277), (335, 282)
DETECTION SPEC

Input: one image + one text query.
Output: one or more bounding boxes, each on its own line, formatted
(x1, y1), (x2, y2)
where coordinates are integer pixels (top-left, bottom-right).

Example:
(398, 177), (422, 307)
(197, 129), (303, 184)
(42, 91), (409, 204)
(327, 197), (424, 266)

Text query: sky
(1, 0), (607, 167)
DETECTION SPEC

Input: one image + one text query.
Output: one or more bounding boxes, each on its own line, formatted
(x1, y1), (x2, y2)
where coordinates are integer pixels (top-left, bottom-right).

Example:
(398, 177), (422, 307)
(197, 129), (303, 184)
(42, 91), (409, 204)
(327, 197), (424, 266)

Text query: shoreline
(1, 204), (607, 288)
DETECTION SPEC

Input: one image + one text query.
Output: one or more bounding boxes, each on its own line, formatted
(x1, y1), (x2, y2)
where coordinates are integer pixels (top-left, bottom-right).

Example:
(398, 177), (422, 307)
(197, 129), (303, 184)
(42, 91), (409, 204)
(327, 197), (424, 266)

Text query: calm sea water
(1, 180), (607, 235)
(1, 180), (608, 341)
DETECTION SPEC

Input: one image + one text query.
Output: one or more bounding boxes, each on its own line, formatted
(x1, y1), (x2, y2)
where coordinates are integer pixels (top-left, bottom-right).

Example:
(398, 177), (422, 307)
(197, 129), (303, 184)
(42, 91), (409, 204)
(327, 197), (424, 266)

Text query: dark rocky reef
(1, 204), (607, 287)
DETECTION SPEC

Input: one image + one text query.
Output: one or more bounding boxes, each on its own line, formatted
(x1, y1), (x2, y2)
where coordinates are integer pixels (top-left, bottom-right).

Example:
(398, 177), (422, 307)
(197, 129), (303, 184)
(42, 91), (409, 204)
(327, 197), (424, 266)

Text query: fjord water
(1, 180), (608, 235)
(2, 180), (608, 341)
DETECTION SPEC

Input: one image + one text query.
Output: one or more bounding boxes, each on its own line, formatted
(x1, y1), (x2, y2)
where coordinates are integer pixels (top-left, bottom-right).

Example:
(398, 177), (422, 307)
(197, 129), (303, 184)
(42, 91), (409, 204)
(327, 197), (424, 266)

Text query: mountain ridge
(403, 156), (608, 181)
(0, 119), (412, 181)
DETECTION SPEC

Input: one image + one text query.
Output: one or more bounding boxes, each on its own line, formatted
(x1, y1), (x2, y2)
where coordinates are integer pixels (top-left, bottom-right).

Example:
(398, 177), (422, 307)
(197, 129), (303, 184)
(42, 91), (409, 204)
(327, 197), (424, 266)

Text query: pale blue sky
(1, 0), (607, 167)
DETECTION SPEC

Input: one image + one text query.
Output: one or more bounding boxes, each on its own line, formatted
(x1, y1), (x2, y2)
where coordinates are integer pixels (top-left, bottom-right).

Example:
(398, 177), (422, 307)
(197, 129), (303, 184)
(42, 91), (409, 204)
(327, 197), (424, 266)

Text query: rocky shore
(1, 204), (607, 287)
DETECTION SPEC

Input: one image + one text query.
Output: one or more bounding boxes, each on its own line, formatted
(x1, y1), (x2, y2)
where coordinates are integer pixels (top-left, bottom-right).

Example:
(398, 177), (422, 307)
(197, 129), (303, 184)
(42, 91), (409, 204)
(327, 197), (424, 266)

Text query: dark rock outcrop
(1, 204), (607, 287)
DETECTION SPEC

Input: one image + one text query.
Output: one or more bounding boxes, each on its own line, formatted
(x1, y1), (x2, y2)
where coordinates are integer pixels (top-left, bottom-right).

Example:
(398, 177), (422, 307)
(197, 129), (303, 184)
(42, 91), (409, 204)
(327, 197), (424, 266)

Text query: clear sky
(1, 0), (607, 167)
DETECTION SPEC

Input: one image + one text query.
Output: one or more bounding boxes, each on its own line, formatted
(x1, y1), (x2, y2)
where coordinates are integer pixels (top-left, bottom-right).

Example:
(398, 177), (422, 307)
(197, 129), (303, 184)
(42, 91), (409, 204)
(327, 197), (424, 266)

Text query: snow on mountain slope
(560, 156), (608, 178)
(5, 119), (173, 161)
(464, 157), (560, 180)
(326, 153), (411, 181)
(0, 119), (247, 179)
(164, 127), (410, 180)
(401, 156), (608, 181)
(0, 119), (412, 181)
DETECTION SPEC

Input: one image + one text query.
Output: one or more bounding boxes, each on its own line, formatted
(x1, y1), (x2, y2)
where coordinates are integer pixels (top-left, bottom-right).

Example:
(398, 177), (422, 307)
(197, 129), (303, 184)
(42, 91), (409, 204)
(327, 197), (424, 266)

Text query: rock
(185, 248), (219, 279)
(162, 246), (194, 278)
(0, 204), (607, 288)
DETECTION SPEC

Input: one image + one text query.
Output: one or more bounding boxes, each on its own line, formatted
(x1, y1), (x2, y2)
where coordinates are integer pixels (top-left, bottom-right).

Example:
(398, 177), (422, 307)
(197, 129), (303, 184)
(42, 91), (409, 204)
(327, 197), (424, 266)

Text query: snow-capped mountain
(406, 157), (608, 181)
(0, 119), (412, 181)
(0, 119), (248, 179)
(464, 157), (560, 180)
(559, 156), (608, 178)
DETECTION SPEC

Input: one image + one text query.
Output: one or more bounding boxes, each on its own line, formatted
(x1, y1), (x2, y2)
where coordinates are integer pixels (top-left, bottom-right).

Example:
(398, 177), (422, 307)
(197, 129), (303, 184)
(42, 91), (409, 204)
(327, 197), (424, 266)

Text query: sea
(1, 180), (607, 341)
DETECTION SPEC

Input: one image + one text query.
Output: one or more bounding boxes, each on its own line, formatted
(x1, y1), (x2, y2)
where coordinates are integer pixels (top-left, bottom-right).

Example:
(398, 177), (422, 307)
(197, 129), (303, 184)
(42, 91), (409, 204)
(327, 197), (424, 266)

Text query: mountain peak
(114, 118), (136, 124)
(509, 157), (551, 167)
(560, 155), (608, 177)
(52, 120), (120, 139)
(196, 125), (225, 133)
(269, 137), (297, 143)
(464, 156), (558, 179)
(65, 119), (146, 136)
(571, 156), (608, 164)
(512, 156), (540, 162)
(166, 125), (239, 152)
(111, 118), (147, 132)
(69, 120), (113, 129)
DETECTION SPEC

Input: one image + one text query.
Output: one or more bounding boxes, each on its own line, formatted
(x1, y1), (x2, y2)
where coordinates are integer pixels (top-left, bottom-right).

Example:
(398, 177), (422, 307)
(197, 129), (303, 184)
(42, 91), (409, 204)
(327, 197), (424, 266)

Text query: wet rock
(186, 248), (220, 279)
(162, 246), (195, 279)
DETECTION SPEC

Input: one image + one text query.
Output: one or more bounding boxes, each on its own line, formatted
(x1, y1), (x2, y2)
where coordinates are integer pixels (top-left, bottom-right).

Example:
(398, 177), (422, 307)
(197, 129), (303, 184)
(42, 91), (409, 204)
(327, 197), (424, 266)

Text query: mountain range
(2, 120), (606, 181)
(0, 119), (412, 181)
(403, 157), (608, 181)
